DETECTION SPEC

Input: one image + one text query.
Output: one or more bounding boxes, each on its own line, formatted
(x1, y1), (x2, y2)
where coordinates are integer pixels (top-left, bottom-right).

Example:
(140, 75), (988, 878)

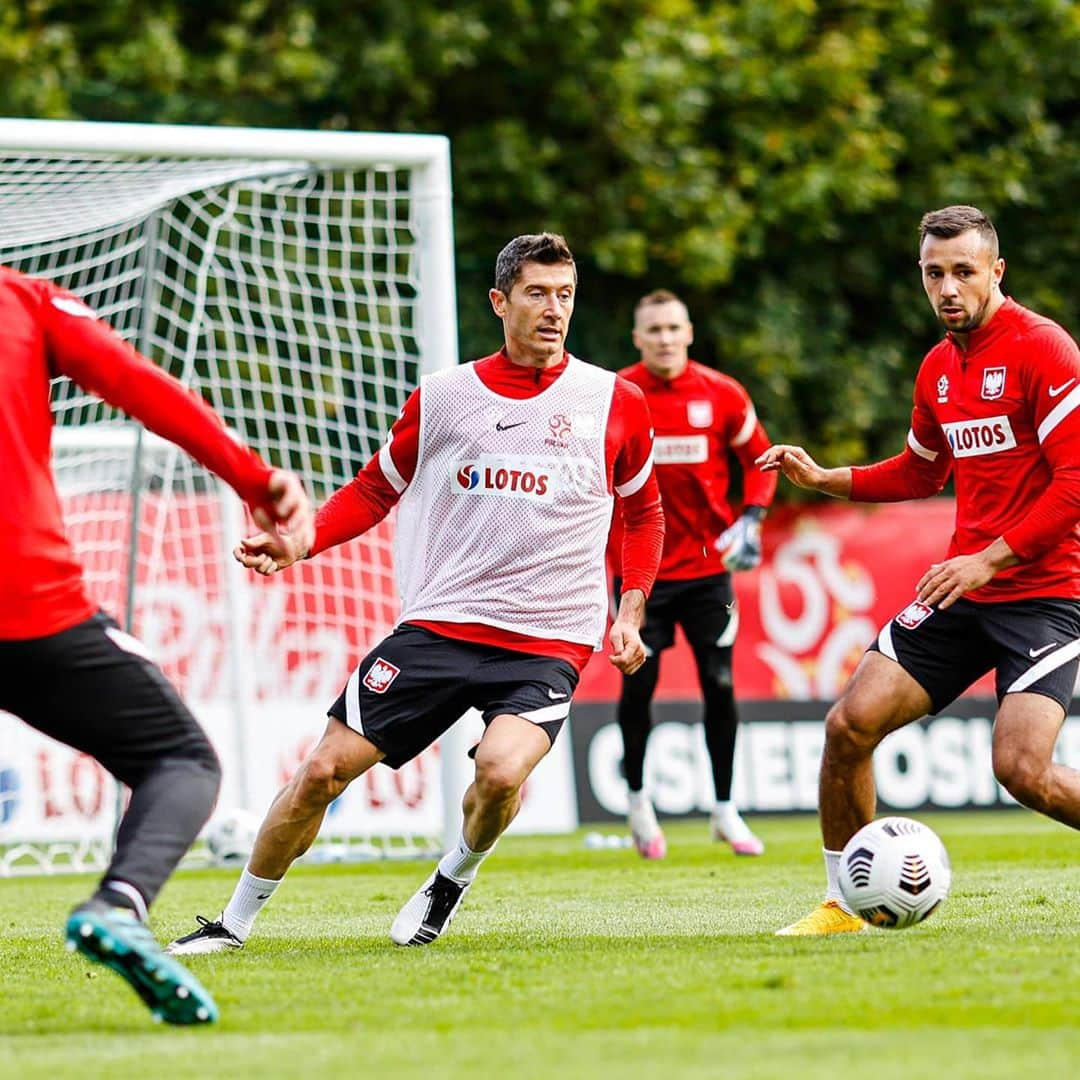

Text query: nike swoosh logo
(496, 420), (527, 431)
(547, 689), (568, 700)
(1028, 643), (1059, 659)
(1049, 380), (1075, 398)
(255, 893), (271, 900)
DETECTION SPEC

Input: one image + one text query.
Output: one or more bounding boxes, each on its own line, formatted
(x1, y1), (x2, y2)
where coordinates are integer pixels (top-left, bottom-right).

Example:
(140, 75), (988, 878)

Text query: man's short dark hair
(919, 205), (999, 259)
(635, 288), (685, 315)
(493, 233), (576, 295)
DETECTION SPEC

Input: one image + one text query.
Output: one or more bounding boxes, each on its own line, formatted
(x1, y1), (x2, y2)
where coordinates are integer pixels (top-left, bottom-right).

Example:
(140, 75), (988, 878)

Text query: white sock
(437, 832), (493, 885)
(824, 848), (854, 912)
(221, 866), (282, 941)
(628, 789), (651, 813)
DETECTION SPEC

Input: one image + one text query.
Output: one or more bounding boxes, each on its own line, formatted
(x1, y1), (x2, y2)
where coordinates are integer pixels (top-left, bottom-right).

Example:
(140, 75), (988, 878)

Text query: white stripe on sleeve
(615, 451), (654, 498)
(907, 429), (939, 461)
(730, 405), (758, 448)
(1037, 383), (1080, 444)
(378, 436), (408, 493)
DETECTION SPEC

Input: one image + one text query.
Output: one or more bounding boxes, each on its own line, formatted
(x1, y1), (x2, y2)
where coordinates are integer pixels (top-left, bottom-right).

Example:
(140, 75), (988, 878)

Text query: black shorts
(868, 596), (1080, 714)
(615, 573), (736, 657)
(328, 624), (580, 769)
(0, 611), (215, 784)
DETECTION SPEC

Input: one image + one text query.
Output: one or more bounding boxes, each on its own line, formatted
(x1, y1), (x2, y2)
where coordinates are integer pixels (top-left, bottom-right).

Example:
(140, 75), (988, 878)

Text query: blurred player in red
(0, 266), (312, 1020)
(609, 290), (777, 859)
(167, 233), (664, 954)
(761, 205), (1080, 934)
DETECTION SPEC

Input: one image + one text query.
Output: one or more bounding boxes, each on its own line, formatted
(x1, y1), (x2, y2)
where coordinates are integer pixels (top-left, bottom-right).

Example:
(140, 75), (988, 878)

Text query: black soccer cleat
(390, 869), (470, 946)
(165, 914), (244, 956)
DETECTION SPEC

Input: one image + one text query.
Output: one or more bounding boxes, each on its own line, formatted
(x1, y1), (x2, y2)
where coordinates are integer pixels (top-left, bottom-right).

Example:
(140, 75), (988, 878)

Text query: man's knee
(292, 751), (353, 808)
(994, 751), (1052, 813)
(699, 649), (734, 691)
(824, 698), (890, 759)
(473, 756), (525, 804)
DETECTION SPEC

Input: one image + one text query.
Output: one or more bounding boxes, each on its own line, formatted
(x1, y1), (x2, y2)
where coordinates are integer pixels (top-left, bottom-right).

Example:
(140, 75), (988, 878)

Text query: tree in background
(3, 0), (1076, 484)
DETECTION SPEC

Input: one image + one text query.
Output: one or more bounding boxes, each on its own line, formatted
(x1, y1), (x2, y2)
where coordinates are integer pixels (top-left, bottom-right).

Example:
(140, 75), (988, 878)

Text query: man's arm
(608, 379), (664, 673)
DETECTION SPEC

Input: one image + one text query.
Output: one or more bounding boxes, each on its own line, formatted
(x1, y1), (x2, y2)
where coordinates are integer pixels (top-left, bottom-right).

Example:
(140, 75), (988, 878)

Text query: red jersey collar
(637, 358), (697, 390)
(473, 348), (570, 397)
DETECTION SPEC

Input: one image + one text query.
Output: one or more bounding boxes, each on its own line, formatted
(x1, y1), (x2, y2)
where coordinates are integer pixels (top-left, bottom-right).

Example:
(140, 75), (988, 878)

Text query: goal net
(0, 119), (458, 873)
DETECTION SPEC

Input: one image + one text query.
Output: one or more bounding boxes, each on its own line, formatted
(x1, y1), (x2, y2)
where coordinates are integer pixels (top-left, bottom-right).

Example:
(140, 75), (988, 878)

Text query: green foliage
(2, 1), (1078, 489)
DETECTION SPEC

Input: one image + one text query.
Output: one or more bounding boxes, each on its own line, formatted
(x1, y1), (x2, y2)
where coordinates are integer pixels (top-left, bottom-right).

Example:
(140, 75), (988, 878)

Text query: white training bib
(395, 356), (615, 646)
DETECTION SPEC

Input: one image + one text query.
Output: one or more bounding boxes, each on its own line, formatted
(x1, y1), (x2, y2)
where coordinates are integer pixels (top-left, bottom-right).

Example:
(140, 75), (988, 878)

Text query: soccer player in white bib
(0, 266), (312, 1022)
(759, 205), (1080, 935)
(168, 233), (664, 952)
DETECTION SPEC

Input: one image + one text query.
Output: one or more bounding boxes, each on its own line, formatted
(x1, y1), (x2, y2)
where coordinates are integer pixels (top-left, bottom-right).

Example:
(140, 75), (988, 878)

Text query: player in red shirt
(759, 205), (1080, 935)
(0, 266), (312, 1019)
(168, 234), (664, 955)
(609, 290), (777, 859)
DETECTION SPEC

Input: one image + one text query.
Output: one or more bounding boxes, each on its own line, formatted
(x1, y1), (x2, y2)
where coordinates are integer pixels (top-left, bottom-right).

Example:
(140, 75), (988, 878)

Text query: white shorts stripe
(104, 625), (155, 663)
(1007, 638), (1080, 694)
(716, 605), (739, 648)
(1037, 383), (1080, 444)
(615, 452), (654, 498)
(379, 437), (408, 493)
(877, 621), (898, 661)
(730, 406), (757, 448)
(907, 428), (939, 461)
(518, 701), (572, 725)
(344, 667), (364, 734)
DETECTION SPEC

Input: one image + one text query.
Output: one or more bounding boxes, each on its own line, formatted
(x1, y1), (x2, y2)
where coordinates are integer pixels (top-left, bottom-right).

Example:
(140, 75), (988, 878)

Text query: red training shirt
(310, 348), (664, 671)
(609, 359), (776, 580)
(851, 298), (1080, 602)
(1, 266), (274, 640)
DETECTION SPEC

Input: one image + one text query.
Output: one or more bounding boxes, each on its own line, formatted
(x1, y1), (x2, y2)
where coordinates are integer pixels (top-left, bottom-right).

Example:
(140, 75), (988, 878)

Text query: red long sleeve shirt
(851, 298), (1080, 602)
(311, 349), (664, 671)
(2, 266), (274, 640)
(608, 359), (776, 580)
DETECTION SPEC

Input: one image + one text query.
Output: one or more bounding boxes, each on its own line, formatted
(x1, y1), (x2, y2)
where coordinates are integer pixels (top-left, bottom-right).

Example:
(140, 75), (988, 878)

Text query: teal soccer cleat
(65, 899), (219, 1025)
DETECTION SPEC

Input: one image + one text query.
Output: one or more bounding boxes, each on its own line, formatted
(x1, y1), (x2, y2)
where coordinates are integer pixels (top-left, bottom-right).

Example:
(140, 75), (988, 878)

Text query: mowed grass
(2, 811), (1079, 1079)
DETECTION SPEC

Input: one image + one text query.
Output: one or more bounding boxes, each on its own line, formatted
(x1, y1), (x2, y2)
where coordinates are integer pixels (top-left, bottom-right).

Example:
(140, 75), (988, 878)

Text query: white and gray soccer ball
(839, 816), (951, 929)
(205, 808), (261, 865)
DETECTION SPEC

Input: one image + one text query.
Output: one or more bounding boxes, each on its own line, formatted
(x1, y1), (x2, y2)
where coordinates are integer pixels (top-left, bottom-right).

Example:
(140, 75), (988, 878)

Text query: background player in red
(0, 266), (313, 1020)
(760, 205), (1080, 934)
(609, 290), (777, 859)
(168, 233), (664, 954)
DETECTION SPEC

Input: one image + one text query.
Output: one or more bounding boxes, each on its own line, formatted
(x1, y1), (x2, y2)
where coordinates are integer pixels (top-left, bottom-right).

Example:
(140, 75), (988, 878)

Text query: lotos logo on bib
(942, 415), (1016, 458)
(451, 455), (556, 502)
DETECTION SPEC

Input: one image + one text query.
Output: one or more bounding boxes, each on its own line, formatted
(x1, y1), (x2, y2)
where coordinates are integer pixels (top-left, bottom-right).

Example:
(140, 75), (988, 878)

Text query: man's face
(919, 229), (1004, 334)
(633, 300), (693, 379)
(489, 261), (575, 366)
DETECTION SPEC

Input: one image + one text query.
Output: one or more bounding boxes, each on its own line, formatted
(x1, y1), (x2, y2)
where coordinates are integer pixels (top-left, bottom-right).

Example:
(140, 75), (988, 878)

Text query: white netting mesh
(0, 140), (453, 871)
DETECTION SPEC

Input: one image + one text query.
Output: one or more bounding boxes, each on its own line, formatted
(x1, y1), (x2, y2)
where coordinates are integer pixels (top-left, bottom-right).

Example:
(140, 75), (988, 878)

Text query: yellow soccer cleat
(775, 900), (867, 936)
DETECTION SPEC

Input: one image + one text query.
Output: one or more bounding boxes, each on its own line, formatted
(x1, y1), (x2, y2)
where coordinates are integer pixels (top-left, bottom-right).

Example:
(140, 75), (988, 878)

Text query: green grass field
(3, 811), (1079, 1079)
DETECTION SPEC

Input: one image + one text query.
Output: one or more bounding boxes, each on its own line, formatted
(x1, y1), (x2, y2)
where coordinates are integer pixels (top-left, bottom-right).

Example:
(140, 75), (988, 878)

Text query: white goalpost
(0, 118), (462, 872)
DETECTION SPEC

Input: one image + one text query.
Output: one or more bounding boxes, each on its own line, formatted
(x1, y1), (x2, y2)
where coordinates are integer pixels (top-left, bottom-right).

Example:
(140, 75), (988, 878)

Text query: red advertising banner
(575, 498), (993, 703)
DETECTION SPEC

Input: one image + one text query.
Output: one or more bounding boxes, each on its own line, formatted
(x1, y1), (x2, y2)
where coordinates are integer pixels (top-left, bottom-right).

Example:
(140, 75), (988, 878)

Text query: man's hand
(240, 469), (314, 575)
(609, 587), (647, 675)
(234, 527), (309, 575)
(251, 469), (315, 555)
(916, 537), (1019, 610)
(755, 445), (851, 498)
(716, 507), (765, 571)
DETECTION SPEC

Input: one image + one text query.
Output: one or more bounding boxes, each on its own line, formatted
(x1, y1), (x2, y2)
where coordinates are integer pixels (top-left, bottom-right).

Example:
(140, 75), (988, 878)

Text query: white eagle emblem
(936, 375), (949, 403)
(363, 657), (401, 694)
(981, 367), (1006, 400)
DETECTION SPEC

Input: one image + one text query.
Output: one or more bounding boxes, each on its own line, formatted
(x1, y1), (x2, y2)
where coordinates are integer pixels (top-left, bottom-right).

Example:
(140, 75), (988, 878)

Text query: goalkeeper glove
(715, 505), (766, 572)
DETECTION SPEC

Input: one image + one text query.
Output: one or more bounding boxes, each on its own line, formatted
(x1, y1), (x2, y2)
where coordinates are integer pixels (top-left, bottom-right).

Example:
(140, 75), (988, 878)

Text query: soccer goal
(0, 118), (459, 873)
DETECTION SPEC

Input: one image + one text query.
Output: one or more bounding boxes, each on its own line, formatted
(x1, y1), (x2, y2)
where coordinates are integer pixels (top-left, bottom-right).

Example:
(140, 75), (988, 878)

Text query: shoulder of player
(0, 265), (50, 311)
(1007, 304), (1078, 358)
